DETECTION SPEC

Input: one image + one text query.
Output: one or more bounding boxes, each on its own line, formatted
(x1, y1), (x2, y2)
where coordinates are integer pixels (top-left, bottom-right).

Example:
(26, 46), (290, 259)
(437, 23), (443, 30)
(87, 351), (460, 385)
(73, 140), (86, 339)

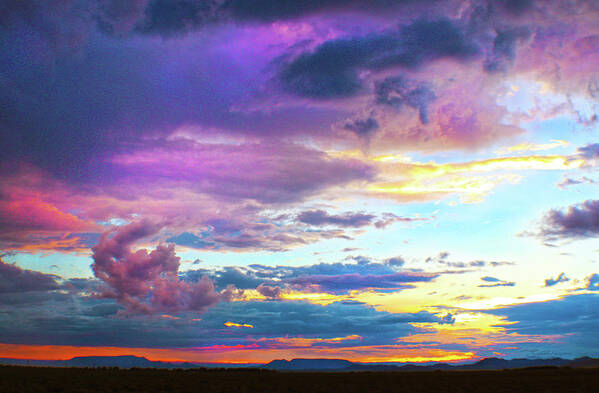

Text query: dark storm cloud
(223, 0), (436, 22)
(374, 76), (436, 123)
(0, 26), (346, 184)
(496, 0), (534, 15)
(279, 18), (479, 98)
(343, 117), (380, 136)
(537, 200), (599, 241)
(138, 0), (215, 35)
(0, 257), (60, 293)
(484, 27), (531, 73)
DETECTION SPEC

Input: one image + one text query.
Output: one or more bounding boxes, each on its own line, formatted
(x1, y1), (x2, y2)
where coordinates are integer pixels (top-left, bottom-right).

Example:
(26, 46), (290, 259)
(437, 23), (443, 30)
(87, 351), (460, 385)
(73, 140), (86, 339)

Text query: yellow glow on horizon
(224, 322), (254, 328)
(259, 335), (362, 347)
(495, 140), (569, 155)
(365, 154), (584, 203)
(459, 293), (561, 310)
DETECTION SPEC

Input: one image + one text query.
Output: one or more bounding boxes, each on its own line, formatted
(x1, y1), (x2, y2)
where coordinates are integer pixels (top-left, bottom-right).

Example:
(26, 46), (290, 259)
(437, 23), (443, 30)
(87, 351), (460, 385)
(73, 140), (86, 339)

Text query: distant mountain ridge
(265, 358), (354, 370)
(264, 357), (592, 371)
(1, 355), (598, 371)
(0, 356), (259, 369)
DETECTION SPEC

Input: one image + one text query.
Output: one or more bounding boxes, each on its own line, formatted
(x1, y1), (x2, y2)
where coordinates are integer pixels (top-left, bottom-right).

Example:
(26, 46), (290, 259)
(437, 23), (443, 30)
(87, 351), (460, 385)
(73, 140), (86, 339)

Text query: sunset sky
(1, 0), (599, 364)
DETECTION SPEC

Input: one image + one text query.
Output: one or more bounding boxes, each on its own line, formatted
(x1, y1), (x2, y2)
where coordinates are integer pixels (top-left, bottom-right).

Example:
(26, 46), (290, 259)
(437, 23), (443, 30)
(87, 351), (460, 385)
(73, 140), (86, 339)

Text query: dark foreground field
(2, 365), (598, 393)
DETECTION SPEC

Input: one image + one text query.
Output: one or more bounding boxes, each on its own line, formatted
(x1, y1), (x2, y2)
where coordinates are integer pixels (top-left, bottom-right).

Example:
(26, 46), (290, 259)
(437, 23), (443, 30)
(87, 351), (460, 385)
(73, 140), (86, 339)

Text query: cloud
(342, 117), (379, 136)
(496, 140), (569, 155)
(214, 267), (265, 290)
(537, 200), (599, 241)
(223, 0), (435, 22)
(385, 256), (405, 267)
(0, 257), (60, 294)
(224, 321), (253, 328)
(91, 220), (233, 314)
(368, 154), (584, 203)
(183, 255), (446, 296)
(297, 210), (428, 229)
(496, 0), (534, 15)
(577, 143), (599, 160)
(289, 271), (437, 293)
(478, 282), (516, 288)
(297, 210), (375, 228)
(109, 141), (375, 204)
(478, 276), (515, 287)
(484, 27), (531, 73)
(545, 272), (569, 287)
(558, 176), (596, 189)
(256, 283), (283, 299)
(481, 276), (501, 282)
(488, 294), (599, 357)
(137, 0), (215, 35)
(374, 76), (436, 123)
(585, 274), (599, 291)
(279, 18), (478, 98)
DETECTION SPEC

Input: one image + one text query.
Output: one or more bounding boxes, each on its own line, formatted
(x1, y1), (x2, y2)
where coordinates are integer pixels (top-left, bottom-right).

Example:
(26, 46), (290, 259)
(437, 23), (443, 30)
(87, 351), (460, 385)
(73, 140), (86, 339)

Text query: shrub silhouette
(1, 365), (598, 393)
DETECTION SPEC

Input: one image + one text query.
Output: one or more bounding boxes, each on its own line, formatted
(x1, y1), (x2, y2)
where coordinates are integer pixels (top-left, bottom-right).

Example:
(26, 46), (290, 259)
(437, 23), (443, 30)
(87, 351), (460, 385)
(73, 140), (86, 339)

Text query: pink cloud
(256, 283), (283, 299)
(108, 140), (375, 203)
(91, 220), (235, 314)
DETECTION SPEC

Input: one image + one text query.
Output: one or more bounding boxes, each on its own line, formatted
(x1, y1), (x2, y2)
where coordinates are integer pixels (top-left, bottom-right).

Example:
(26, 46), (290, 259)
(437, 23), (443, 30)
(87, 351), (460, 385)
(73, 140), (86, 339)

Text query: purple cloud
(256, 283), (283, 299)
(577, 143), (599, 160)
(91, 220), (235, 314)
(279, 18), (479, 98)
(374, 76), (436, 123)
(109, 141), (375, 204)
(297, 210), (427, 229)
(538, 200), (599, 241)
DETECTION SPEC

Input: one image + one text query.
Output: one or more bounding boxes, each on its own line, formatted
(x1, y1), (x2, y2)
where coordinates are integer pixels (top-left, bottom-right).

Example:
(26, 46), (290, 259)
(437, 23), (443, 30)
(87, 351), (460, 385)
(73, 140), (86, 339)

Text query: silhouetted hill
(460, 357), (570, 370)
(66, 356), (156, 368)
(0, 356), (260, 369)
(265, 358), (354, 370)
(271, 357), (586, 372)
(567, 357), (599, 368)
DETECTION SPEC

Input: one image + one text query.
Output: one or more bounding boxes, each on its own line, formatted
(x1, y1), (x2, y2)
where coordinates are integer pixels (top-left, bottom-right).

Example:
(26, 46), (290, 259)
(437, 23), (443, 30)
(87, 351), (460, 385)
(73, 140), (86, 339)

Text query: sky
(1, 0), (599, 364)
